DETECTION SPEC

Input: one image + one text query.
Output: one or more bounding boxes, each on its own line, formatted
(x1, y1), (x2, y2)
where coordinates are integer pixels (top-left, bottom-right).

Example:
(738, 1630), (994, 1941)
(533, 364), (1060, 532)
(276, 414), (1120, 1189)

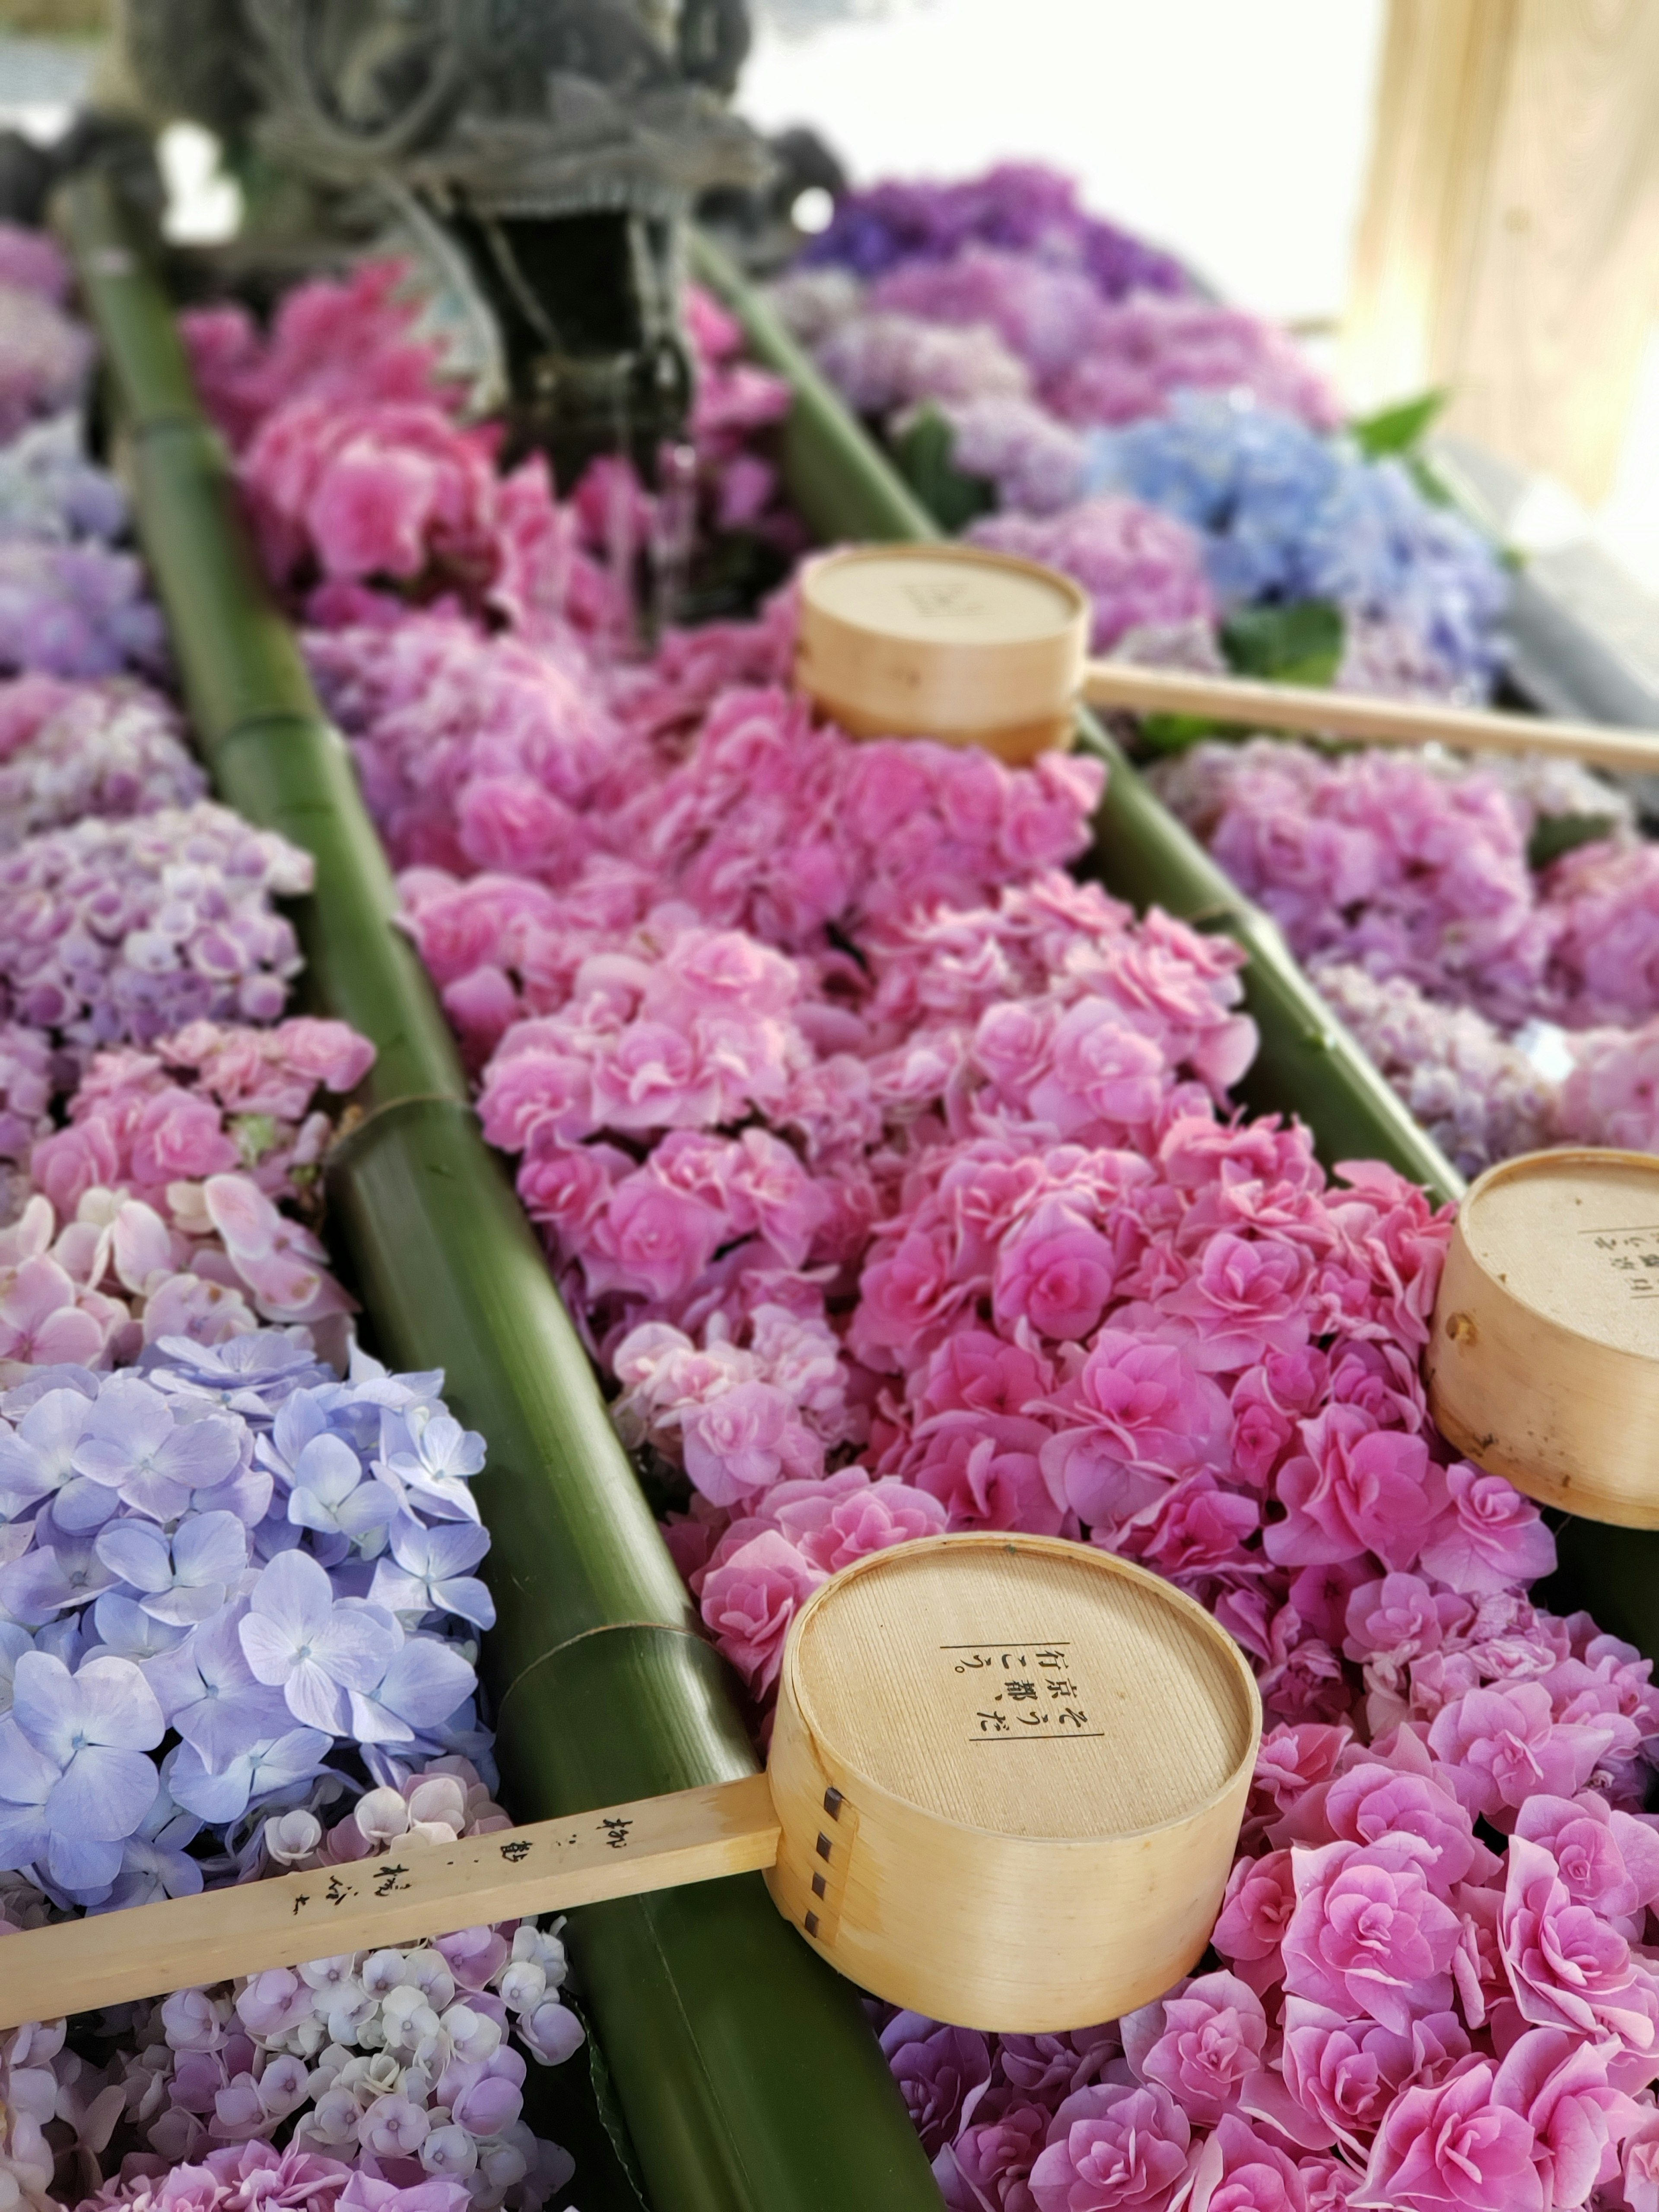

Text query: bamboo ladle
(795, 542), (1659, 773)
(1427, 1149), (1659, 1527)
(0, 1535), (1259, 2036)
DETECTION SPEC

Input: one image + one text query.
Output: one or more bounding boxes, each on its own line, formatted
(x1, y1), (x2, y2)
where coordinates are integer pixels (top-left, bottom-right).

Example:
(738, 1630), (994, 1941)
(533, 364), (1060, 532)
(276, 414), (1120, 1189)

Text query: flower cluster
(0, 418), (128, 548)
(185, 265), (794, 652)
(0, 804), (310, 1056)
(56, 202), (1659, 2212)
(1310, 964), (1556, 1177)
(238, 401), (575, 636)
(916, 394), (1090, 516)
(1090, 396), (1508, 688)
(181, 262), (461, 456)
(0, 544), (168, 685)
(2, 1766), (582, 2212)
(0, 224), (588, 2212)
(774, 171), (1506, 698)
(872, 251), (1340, 431)
(0, 1333), (489, 1910)
(1153, 739), (1553, 1025)
(968, 497), (1216, 651)
(0, 677), (204, 850)
(183, 267), (626, 641)
(305, 610), (642, 881)
(1557, 1022), (1659, 1155)
(0, 226), (91, 447)
(682, 286), (795, 541)
(394, 652), (1103, 1065)
(3, 1013), (372, 1366)
(1539, 836), (1659, 1029)
(796, 162), (1189, 299)
(812, 306), (1034, 420)
(1150, 734), (1659, 1163)
(318, 540), (1659, 2212)
(0, 404), (164, 686)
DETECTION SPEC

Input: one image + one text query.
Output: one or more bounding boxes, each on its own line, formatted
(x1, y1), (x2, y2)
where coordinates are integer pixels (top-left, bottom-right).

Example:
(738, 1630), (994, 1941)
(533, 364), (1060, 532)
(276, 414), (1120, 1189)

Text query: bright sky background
(4, 4), (1659, 592)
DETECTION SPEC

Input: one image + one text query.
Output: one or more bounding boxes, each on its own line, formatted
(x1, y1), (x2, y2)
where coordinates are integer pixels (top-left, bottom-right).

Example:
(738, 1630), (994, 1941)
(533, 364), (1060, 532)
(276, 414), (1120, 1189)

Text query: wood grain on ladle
(0, 1774), (779, 2030)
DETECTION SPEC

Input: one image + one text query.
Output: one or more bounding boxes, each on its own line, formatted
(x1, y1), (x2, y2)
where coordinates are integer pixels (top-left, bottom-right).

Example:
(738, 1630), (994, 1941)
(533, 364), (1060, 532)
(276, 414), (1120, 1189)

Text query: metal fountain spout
(121, 0), (770, 483)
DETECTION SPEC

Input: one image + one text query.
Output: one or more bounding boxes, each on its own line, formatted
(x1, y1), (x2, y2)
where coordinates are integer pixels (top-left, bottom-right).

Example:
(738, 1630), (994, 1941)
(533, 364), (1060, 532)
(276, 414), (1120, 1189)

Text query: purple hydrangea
(0, 415), (128, 546)
(0, 672), (206, 849)
(797, 162), (1189, 299)
(0, 540), (167, 680)
(0, 802), (311, 1054)
(0, 1337), (491, 1904)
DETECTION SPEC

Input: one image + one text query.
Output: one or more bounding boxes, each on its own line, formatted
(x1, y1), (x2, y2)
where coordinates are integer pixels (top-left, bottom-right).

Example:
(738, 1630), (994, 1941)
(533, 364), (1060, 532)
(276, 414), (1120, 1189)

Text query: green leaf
(889, 404), (997, 533)
(232, 1112), (280, 1166)
(1220, 600), (1345, 688)
(1351, 388), (1449, 459)
(579, 1996), (655, 2212)
(1527, 811), (1619, 871)
(1136, 711), (1226, 752)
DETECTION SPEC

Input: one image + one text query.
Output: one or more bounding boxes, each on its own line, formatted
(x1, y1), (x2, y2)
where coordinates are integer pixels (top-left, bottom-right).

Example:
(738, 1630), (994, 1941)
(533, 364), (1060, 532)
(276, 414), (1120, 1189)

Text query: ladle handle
(1081, 660), (1659, 775)
(0, 1774), (779, 2030)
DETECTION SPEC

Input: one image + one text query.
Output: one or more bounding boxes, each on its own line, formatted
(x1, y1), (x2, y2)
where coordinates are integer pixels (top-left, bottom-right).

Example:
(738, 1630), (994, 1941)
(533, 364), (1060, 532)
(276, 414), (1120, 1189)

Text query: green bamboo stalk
(62, 172), (940, 2212)
(692, 229), (1464, 1207)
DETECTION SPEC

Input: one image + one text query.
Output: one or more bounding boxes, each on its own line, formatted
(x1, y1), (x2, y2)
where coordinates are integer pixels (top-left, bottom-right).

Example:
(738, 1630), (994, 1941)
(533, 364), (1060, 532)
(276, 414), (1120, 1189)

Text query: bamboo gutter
(61, 172), (940, 2212)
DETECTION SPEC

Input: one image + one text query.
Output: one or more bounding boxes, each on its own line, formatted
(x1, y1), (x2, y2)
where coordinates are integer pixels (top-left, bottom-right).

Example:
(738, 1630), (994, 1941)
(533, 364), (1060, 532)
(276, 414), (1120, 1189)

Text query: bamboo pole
(1080, 659), (1659, 775)
(62, 173), (941, 2212)
(685, 232), (1467, 1208)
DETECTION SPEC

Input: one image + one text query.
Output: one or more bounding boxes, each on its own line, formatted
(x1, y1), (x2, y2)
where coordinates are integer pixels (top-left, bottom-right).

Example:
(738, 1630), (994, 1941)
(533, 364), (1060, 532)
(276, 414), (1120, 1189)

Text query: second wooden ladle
(795, 542), (1659, 774)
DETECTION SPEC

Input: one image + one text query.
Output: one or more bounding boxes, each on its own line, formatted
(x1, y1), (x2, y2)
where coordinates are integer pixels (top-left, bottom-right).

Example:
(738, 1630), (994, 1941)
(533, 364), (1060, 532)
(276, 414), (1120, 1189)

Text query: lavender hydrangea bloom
(0, 413), (127, 544)
(0, 1382), (93, 1518)
(0, 279), (92, 442)
(0, 539), (166, 680)
(0, 1617), (31, 1712)
(370, 1515), (496, 1630)
(0, 803), (312, 1053)
(72, 1376), (245, 1519)
(239, 1548), (401, 1735)
(0, 1648), (163, 1897)
(358, 1631), (480, 1744)
(100, 1789), (204, 1910)
(0, 672), (206, 849)
(165, 1721), (331, 1824)
(141, 1325), (335, 1417)
(94, 1507), (250, 1625)
(798, 162), (1188, 300)
(0, 1334), (491, 1891)
(0, 1507), (119, 1623)
(285, 1429), (397, 1550)
(378, 1406), (487, 1524)
(86, 1589), (191, 1671)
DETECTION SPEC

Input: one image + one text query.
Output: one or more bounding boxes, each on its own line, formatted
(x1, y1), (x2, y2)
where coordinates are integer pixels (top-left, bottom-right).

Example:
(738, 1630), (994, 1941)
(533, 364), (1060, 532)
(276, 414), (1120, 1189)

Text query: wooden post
(1344, 0), (1659, 506)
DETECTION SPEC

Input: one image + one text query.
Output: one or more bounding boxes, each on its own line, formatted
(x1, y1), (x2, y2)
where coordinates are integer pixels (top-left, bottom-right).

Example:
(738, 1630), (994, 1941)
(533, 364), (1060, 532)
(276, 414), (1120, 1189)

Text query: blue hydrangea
(0, 1333), (494, 1909)
(1084, 392), (1510, 689)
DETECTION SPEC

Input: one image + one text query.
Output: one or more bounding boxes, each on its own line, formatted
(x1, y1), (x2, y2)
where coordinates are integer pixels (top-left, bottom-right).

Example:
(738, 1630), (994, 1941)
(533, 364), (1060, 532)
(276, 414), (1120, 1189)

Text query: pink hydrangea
(1281, 1837), (1463, 2035)
(697, 1529), (827, 1691)
(1121, 1971), (1269, 2126)
(969, 498), (1216, 652)
(181, 260), (459, 451)
(1028, 2081), (1191, 2212)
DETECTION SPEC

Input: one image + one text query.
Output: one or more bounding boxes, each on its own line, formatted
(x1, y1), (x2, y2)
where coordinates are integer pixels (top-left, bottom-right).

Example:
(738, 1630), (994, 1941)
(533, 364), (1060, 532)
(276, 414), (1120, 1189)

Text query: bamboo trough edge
(58, 175), (944, 2212)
